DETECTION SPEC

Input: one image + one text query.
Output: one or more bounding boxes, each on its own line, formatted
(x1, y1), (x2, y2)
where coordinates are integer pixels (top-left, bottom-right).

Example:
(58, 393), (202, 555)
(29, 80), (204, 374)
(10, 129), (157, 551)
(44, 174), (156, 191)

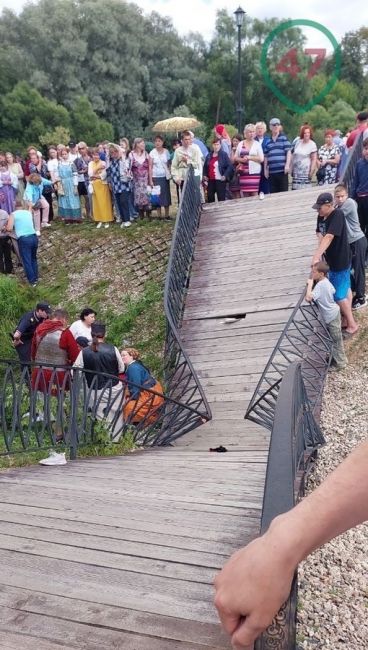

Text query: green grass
(0, 217), (172, 466)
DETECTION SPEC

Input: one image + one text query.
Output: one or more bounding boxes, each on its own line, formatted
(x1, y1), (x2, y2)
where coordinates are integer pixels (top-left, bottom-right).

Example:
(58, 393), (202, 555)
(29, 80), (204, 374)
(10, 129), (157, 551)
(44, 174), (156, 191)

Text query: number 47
(276, 48), (326, 80)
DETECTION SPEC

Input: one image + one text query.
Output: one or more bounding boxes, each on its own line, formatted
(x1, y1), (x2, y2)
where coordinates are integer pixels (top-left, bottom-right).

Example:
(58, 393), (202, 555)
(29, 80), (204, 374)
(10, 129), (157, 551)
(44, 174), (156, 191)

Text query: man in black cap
(13, 302), (51, 365)
(311, 192), (358, 335)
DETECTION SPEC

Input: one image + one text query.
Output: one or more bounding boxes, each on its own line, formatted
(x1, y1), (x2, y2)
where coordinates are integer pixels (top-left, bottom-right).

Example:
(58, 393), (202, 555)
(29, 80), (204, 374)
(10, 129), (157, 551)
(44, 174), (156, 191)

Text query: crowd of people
(1, 112), (368, 287)
(13, 302), (164, 465)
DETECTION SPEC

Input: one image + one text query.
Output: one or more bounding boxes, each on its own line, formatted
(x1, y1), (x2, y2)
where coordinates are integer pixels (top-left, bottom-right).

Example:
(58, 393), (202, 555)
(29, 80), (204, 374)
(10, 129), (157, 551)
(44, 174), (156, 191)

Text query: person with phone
(12, 302), (51, 366)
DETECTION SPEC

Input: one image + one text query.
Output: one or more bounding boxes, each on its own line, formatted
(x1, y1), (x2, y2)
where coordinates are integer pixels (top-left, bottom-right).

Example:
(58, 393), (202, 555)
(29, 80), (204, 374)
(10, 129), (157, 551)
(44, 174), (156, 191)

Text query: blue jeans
(114, 191), (131, 223)
(18, 234), (38, 284)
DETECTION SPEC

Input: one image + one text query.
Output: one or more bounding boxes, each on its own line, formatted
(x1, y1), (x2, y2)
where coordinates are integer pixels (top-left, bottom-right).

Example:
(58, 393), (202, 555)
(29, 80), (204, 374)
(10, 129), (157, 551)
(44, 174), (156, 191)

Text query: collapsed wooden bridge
(0, 183), (328, 649)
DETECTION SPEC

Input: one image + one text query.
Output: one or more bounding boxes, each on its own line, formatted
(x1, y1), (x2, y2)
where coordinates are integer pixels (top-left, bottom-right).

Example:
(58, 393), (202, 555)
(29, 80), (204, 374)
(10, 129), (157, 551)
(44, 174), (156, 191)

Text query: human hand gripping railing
(254, 361), (325, 650)
(162, 166), (212, 440)
(245, 291), (333, 431)
(0, 359), (210, 457)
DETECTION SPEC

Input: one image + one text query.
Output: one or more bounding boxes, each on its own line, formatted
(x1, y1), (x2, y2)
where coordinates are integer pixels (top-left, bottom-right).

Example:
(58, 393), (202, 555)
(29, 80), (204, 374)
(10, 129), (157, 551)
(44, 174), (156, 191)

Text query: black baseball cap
(36, 302), (51, 313)
(68, 141), (76, 148)
(312, 192), (334, 210)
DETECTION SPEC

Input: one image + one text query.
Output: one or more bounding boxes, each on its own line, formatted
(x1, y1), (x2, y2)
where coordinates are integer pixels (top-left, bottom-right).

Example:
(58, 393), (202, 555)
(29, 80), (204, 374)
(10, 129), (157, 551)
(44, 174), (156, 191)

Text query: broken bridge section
(177, 187), (322, 454)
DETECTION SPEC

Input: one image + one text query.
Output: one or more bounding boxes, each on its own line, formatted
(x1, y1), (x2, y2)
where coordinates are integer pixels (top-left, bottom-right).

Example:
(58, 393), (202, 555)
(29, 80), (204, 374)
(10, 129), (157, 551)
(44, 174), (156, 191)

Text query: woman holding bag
(234, 124), (264, 197)
(149, 135), (172, 219)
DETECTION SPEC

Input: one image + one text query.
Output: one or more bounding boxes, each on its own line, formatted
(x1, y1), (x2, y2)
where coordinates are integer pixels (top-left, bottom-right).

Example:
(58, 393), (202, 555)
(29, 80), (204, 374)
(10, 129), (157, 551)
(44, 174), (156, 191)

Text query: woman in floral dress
(55, 147), (81, 223)
(317, 130), (341, 186)
(130, 138), (151, 219)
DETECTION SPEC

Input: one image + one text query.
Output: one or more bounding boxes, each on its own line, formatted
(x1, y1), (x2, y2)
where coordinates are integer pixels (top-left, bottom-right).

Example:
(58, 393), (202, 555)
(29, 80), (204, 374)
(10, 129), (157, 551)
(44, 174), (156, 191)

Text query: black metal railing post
(255, 362), (325, 650)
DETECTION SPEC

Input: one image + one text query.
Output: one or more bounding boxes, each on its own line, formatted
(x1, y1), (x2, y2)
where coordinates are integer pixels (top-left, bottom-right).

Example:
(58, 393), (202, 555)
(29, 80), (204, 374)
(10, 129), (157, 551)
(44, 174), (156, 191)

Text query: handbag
(88, 183), (94, 195)
(316, 166), (326, 183)
(147, 185), (161, 207)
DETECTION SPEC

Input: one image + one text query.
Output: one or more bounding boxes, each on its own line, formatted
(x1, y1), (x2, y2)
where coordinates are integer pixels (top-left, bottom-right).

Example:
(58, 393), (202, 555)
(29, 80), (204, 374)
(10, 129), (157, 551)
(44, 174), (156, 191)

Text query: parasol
(152, 116), (202, 134)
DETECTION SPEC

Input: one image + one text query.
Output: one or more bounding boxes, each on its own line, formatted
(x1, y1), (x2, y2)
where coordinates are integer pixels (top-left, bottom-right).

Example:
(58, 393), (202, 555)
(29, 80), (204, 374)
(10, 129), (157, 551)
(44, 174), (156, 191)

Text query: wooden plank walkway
(0, 188), (321, 649)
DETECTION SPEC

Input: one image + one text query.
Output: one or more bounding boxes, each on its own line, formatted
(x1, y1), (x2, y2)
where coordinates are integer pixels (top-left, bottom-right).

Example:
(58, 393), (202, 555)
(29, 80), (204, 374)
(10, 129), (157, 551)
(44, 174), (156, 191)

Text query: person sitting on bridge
(311, 192), (358, 337)
(214, 440), (368, 649)
(306, 261), (347, 371)
(121, 348), (164, 426)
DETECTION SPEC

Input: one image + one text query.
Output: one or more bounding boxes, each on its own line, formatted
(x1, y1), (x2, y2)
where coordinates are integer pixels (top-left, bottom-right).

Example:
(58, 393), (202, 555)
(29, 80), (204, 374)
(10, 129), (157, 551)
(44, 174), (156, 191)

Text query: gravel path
(297, 326), (368, 648)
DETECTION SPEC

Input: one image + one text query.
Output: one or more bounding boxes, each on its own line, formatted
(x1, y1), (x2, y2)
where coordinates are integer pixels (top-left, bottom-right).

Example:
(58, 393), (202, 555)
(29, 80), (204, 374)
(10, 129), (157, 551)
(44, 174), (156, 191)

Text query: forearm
(269, 440), (368, 565)
(314, 233), (333, 258)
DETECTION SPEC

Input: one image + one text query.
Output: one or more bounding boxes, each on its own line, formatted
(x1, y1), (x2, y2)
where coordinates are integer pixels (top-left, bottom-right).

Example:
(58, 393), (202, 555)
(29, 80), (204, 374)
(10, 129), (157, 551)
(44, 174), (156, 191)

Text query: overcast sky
(0, 0), (364, 43)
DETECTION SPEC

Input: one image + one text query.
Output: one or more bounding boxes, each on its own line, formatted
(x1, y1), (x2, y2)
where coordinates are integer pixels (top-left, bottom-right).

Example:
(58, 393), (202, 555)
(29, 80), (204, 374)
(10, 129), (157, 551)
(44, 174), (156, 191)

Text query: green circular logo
(261, 20), (341, 114)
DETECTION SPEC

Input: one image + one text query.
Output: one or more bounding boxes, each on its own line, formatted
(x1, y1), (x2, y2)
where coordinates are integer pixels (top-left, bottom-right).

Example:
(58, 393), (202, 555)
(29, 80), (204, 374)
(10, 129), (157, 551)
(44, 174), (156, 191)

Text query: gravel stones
(297, 360), (368, 649)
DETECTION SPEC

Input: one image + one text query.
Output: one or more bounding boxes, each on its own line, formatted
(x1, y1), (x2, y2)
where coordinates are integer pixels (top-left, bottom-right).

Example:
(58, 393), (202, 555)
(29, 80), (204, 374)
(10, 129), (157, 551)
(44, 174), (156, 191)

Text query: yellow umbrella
(152, 116), (202, 133)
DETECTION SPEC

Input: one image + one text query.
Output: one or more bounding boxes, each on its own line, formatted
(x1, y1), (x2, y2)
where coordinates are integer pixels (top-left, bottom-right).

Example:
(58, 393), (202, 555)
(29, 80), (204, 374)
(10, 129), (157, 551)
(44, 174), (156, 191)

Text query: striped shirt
(264, 134), (291, 174)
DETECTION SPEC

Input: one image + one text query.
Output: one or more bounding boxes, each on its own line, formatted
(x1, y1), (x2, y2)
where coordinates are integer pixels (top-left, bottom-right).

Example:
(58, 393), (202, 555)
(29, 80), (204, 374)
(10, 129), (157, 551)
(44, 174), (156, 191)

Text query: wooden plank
(0, 606), (226, 649)
(0, 586), (231, 648)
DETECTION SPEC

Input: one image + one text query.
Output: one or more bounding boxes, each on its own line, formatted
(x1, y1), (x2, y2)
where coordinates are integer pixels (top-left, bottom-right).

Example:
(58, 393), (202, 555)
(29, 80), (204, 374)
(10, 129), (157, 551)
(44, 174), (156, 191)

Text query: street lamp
(234, 6), (246, 133)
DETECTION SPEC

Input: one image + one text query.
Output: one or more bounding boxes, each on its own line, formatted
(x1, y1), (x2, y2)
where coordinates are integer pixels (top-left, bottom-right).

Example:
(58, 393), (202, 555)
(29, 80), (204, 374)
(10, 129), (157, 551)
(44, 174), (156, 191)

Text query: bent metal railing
(245, 292), (333, 430)
(162, 166), (212, 440)
(0, 360), (209, 458)
(255, 361), (325, 650)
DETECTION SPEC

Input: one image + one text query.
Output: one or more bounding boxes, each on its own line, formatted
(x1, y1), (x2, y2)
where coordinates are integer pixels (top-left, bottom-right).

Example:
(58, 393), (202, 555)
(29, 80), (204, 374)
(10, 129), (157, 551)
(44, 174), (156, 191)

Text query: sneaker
(104, 224), (110, 229)
(41, 223), (51, 228)
(352, 296), (367, 310)
(121, 221), (131, 228)
(259, 192), (265, 200)
(96, 222), (102, 229)
(31, 282), (38, 287)
(115, 219), (122, 224)
(35, 230), (41, 236)
(39, 451), (67, 466)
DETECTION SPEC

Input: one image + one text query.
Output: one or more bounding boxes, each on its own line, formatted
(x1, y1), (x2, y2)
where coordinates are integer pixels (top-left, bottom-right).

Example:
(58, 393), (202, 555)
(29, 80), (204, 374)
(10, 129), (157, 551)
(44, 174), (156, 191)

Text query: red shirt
(346, 125), (367, 149)
(208, 155), (219, 180)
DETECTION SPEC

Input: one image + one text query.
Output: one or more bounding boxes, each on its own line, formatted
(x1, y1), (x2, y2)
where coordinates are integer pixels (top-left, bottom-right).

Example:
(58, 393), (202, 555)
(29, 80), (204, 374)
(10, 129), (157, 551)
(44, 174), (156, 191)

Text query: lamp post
(234, 6), (246, 133)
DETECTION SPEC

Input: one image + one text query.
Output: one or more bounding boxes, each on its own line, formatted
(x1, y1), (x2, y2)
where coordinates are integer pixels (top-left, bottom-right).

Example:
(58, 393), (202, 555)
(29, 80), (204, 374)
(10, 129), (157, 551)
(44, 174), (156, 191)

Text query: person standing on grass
(335, 184), (367, 310)
(203, 140), (233, 203)
(306, 261), (347, 371)
(263, 118), (291, 193)
(7, 199), (39, 286)
(0, 208), (14, 275)
(88, 148), (114, 229)
(149, 135), (172, 220)
(311, 192), (358, 336)
(171, 131), (203, 190)
(106, 144), (132, 227)
(12, 302), (51, 366)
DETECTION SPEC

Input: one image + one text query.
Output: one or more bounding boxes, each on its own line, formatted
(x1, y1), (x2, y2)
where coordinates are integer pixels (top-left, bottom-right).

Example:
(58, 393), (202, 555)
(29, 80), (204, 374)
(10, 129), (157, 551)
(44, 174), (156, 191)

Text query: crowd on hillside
(1, 111), (368, 287)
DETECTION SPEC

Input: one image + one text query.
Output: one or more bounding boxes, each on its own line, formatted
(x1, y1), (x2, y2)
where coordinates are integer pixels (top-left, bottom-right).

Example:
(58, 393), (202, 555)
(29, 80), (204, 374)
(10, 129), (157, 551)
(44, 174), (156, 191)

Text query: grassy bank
(0, 218), (173, 467)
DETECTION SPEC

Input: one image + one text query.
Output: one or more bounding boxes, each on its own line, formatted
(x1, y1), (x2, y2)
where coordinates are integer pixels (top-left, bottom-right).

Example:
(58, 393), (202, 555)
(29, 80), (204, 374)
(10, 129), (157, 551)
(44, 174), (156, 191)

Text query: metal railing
(161, 167), (212, 440)
(245, 292), (332, 430)
(255, 361), (325, 650)
(0, 167), (211, 457)
(340, 130), (364, 196)
(0, 359), (210, 458)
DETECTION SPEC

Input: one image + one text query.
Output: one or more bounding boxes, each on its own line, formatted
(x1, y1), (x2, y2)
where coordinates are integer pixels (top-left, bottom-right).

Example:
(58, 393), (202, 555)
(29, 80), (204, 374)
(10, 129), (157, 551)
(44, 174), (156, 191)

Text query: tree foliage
(0, 1), (367, 150)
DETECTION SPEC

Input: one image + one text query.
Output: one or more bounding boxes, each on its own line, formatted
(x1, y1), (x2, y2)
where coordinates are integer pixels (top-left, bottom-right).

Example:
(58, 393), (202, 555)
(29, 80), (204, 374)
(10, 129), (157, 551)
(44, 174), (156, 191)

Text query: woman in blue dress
(56, 147), (81, 223)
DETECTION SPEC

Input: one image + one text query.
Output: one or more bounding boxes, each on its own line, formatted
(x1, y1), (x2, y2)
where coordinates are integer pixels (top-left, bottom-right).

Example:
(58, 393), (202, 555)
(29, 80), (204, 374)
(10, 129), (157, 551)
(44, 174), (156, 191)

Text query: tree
(0, 81), (70, 148)
(69, 97), (113, 144)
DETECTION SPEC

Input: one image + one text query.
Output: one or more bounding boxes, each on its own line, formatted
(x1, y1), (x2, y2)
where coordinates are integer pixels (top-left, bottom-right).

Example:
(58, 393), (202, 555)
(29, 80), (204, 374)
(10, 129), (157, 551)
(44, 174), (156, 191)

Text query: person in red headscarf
(214, 124), (232, 157)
